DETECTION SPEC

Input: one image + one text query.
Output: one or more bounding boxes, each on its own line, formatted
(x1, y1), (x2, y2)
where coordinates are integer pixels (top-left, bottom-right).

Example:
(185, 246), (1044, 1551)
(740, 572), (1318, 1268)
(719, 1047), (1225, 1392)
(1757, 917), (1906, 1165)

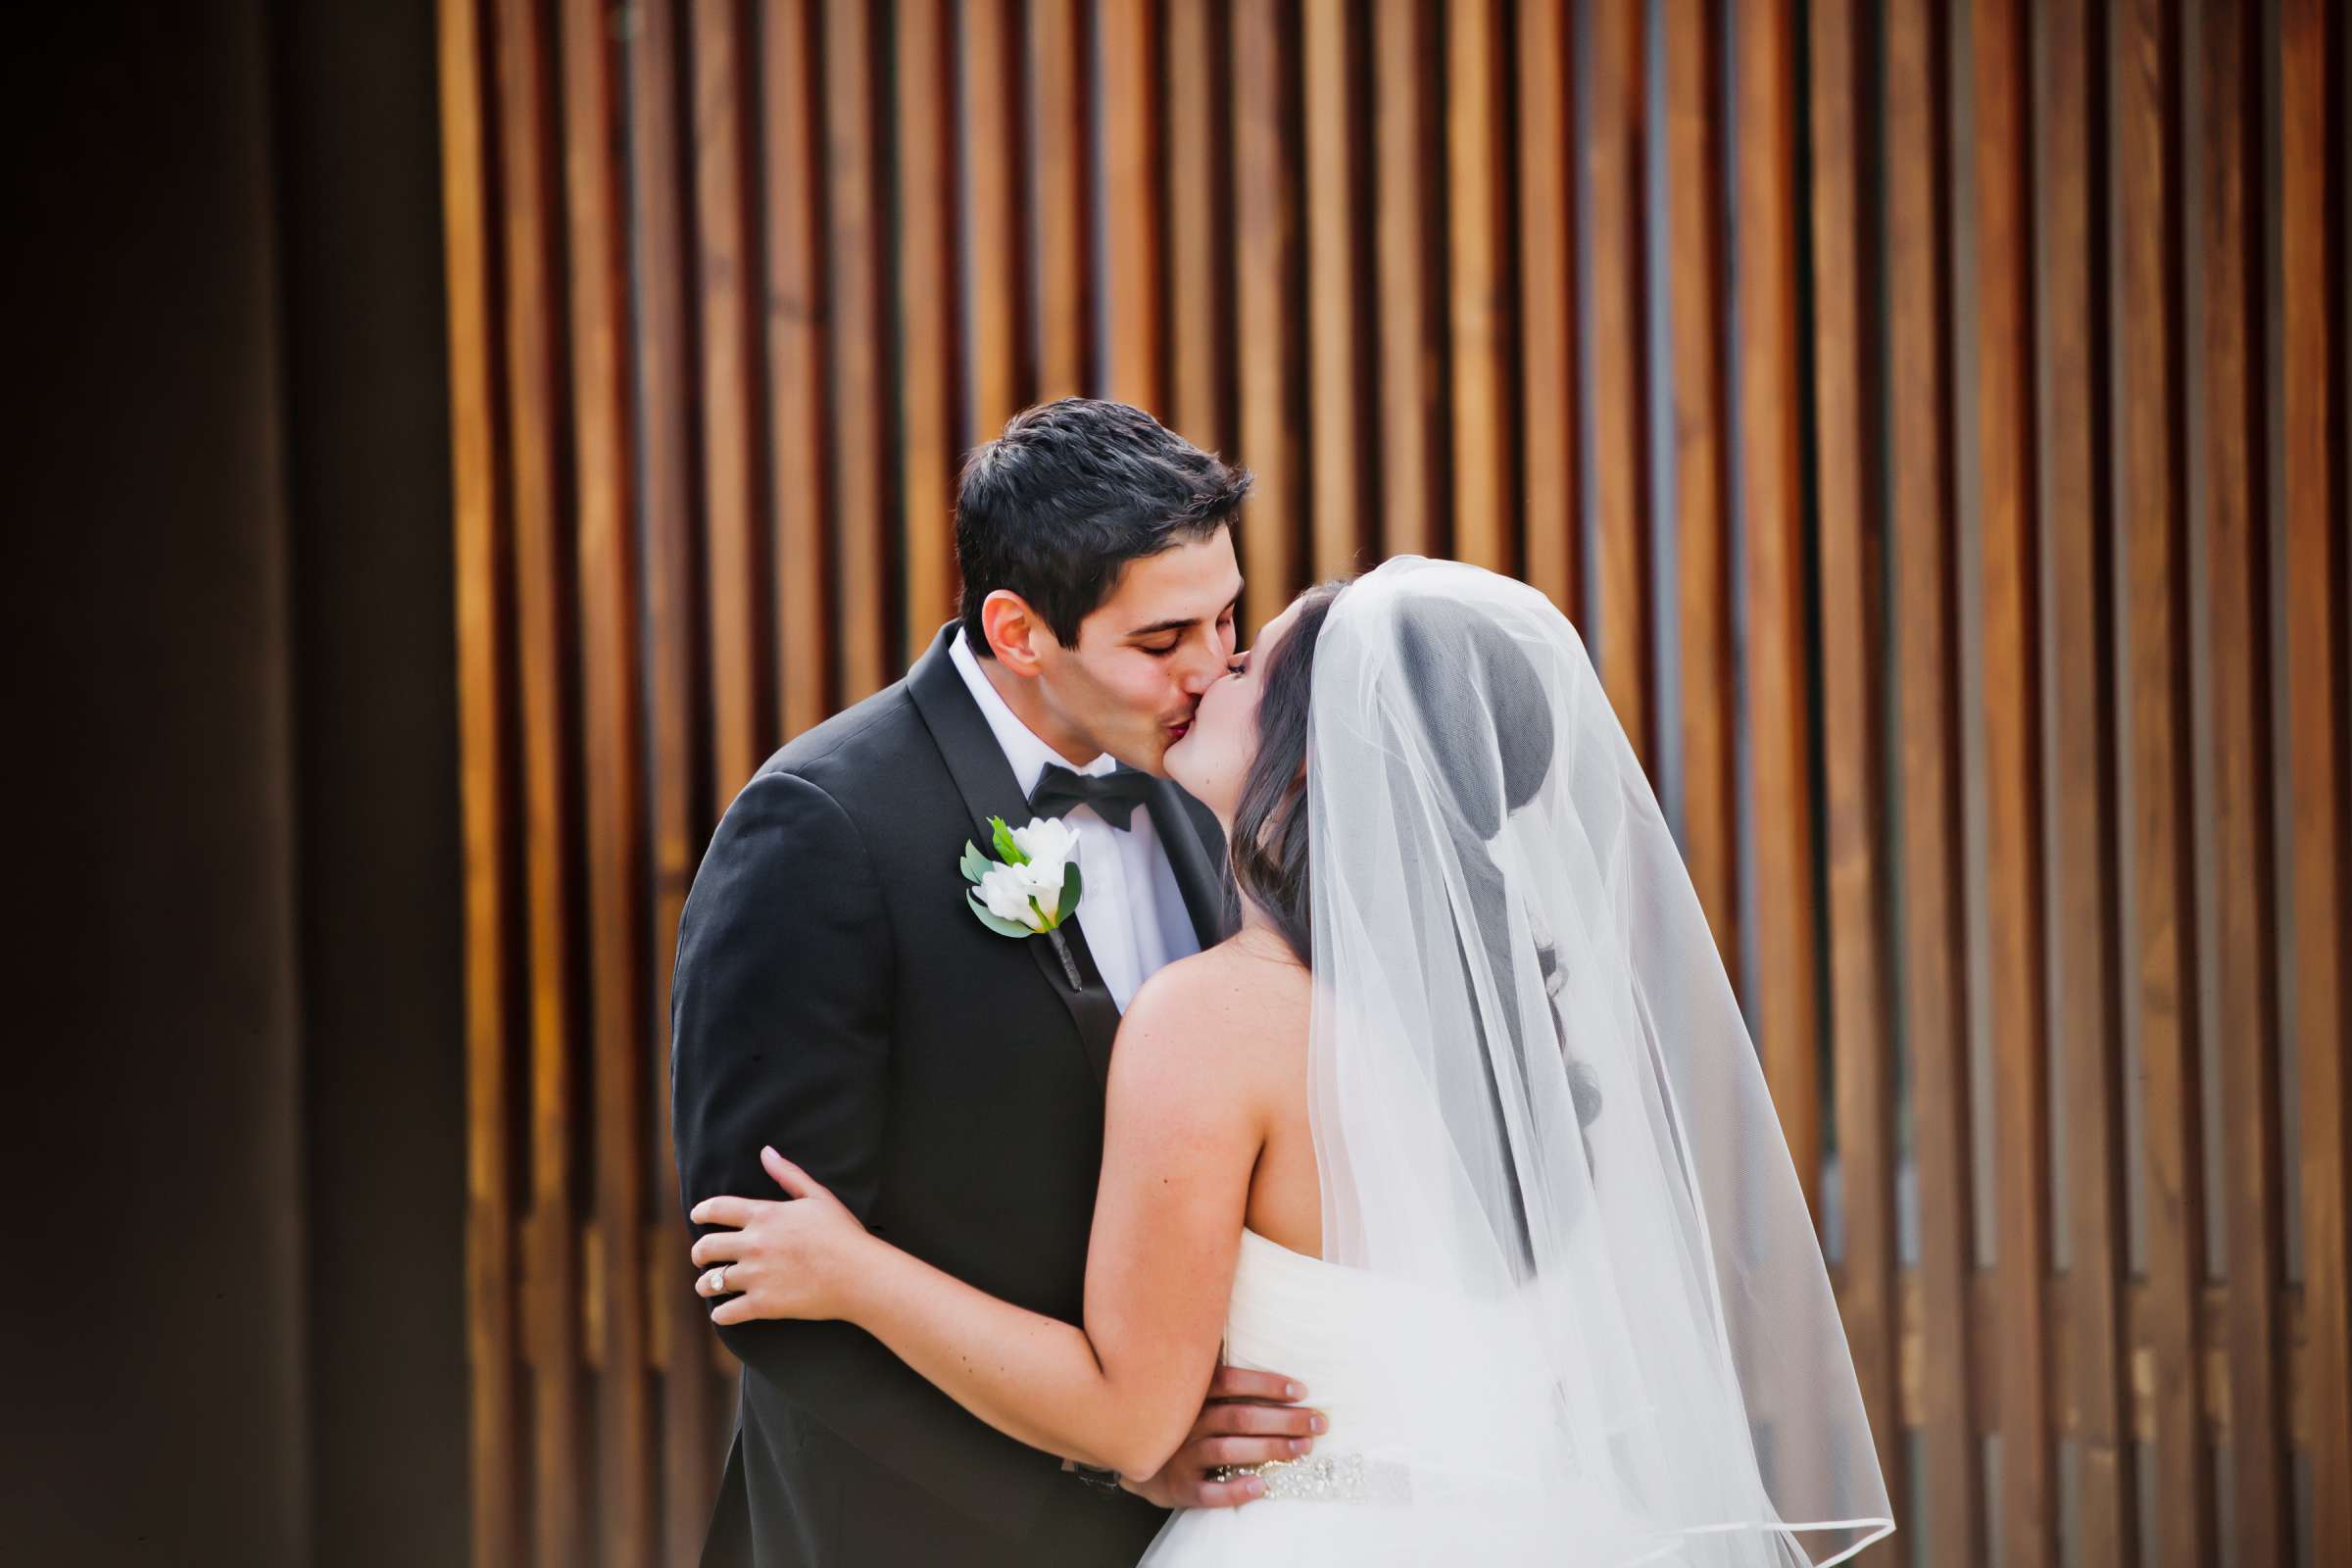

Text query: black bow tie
(1028, 762), (1154, 830)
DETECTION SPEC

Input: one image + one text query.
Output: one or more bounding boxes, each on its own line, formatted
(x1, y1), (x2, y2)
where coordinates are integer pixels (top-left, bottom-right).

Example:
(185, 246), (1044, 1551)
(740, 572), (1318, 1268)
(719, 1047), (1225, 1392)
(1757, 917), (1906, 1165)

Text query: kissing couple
(670, 400), (1894, 1566)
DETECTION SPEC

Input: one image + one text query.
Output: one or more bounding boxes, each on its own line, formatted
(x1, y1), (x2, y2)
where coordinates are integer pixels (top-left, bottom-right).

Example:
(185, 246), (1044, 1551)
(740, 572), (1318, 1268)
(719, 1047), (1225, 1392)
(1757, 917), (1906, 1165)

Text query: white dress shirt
(951, 628), (1200, 1010)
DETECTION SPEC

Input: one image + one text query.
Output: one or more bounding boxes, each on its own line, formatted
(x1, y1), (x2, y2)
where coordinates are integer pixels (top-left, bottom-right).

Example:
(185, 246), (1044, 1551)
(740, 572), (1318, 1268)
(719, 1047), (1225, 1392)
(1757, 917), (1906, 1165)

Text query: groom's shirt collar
(948, 628), (1122, 800)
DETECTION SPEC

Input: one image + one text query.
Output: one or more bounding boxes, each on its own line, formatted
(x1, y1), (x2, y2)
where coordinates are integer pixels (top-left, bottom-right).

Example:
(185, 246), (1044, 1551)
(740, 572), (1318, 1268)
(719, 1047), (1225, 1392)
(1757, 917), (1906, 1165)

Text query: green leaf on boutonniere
(967, 890), (1036, 938)
(1055, 858), (1083, 923)
(959, 842), (992, 885)
(989, 814), (1028, 865)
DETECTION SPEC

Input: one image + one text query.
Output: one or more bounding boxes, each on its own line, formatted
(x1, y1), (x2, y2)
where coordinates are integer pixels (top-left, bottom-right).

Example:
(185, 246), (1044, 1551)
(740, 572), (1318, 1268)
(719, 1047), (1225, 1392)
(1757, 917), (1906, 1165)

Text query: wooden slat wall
(436, 3), (522, 1562)
(1582, 0), (1651, 761)
(487, 0), (590, 1560)
(762, 0), (832, 739)
(2192, 2), (2295, 1560)
(1233, 0), (1302, 629)
(1445, 0), (1513, 576)
(436, 1), (2351, 1562)
(2034, 3), (2133, 1561)
(1884, 0), (1986, 1556)
(1807, 0), (1904, 1521)
(898, 0), (963, 669)
(558, 1), (654, 1561)
(1971, 2), (2059, 1558)
(1301, 0), (1368, 579)
(2277, 5), (2351, 1558)
(1372, 0), (1441, 562)
(2106, 0), (2207, 1561)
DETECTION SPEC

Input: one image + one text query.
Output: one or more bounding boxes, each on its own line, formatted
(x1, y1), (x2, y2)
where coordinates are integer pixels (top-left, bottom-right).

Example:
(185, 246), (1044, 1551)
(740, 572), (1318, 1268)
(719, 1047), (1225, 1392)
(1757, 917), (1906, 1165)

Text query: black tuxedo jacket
(671, 623), (1235, 1567)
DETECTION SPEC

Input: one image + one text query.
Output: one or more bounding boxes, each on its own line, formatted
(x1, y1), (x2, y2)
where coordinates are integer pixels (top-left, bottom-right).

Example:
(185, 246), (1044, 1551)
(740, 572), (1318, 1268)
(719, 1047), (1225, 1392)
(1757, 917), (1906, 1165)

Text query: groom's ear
(980, 590), (1050, 677)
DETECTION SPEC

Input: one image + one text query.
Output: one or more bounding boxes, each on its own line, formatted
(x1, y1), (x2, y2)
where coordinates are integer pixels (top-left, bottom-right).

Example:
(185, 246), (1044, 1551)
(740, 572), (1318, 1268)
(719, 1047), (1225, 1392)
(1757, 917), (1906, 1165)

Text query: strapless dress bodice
(1136, 1231), (1661, 1565)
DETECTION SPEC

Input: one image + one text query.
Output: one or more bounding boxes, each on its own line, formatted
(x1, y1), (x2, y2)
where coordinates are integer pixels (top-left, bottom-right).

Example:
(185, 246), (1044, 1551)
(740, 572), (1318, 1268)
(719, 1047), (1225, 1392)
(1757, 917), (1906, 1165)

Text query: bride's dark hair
(1232, 579), (1559, 975)
(1228, 580), (1349, 963)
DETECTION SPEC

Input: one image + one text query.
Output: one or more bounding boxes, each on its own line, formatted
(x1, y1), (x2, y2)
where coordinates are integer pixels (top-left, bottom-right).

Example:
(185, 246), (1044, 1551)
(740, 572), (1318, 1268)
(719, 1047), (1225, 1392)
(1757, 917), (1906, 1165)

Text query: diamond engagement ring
(710, 1264), (728, 1296)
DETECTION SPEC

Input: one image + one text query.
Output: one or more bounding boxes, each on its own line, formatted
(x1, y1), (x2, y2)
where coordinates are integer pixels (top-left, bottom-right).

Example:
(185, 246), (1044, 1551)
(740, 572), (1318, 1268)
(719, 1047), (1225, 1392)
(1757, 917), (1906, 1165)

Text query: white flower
(962, 813), (1084, 941)
(978, 861), (1051, 932)
(1004, 821), (1074, 916)
(1007, 816), (1078, 880)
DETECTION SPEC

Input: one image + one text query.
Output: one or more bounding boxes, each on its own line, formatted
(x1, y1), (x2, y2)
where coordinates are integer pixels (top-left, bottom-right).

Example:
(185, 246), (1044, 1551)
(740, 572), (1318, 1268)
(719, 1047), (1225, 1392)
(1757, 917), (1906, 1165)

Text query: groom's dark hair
(955, 399), (1251, 656)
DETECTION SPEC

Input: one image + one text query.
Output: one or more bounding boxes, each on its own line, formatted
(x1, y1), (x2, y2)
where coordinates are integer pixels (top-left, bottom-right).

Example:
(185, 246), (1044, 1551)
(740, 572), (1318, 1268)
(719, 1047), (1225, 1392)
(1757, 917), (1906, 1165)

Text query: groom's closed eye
(1141, 619), (1235, 660)
(1128, 600), (1240, 657)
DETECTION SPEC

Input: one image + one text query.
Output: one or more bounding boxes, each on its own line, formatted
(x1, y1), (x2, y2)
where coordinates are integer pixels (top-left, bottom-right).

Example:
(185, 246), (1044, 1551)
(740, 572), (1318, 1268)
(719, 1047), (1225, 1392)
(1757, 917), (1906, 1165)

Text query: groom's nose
(1174, 636), (1223, 698)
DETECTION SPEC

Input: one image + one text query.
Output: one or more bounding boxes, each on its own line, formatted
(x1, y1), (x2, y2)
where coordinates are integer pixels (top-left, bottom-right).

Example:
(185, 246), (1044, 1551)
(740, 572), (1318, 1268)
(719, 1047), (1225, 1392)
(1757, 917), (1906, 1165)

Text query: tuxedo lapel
(906, 624), (1123, 1086)
(1142, 775), (1236, 950)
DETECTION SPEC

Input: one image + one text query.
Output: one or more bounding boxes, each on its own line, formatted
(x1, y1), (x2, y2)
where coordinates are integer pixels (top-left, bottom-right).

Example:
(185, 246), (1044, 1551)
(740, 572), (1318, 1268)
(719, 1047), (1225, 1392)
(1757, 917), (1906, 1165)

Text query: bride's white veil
(1302, 557), (1893, 1563)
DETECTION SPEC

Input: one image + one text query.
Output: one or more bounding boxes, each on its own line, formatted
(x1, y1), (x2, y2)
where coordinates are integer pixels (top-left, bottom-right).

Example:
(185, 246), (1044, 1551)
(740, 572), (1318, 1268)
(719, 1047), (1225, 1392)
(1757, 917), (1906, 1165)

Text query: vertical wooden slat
(965, 0), (1034, 446)
(2033, 3), (2134, 1563)
(1887, 7), (1985, 1554)
(1663, 0), (1736, 969)
(1102, 0), (1166, 415)
(765, 0), (833, 738)
(2192, 1), (2291, 1560)
(2278, 4), (2352, 1561)
(1233, 0), (1301, 626)
(1583, 0), (1652, 757)
(1516, 0), (1576, 614)
(694, 0), (768, 805)
(491, 0), (585, 1559)
(826, 0), (894, 703)
(627, 0), (721, 1554)
(1445, 0), (1513, 576)
(899, 0), (963, 661)
(1731, 0), (1830, 1508)
(1808, 0), (1904, 1515)
(2108, 0), (2211, 1561)
(1732, 0), (1820, 1212)
(1372, 0), (1442, 561)
(1165, 0), (1231, 453)
(437, 0), (522, 1560)
(560, 0), (652, 1558)
(1031, 0), (1096, 398)
(1971, 2), (2056, 1558)
(1302, 0), (1366, 579)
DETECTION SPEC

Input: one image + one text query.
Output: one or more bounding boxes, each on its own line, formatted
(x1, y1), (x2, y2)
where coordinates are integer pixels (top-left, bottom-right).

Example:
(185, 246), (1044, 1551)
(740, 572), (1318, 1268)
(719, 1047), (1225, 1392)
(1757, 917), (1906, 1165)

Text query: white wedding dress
(1141, 1230), (1662, 1566)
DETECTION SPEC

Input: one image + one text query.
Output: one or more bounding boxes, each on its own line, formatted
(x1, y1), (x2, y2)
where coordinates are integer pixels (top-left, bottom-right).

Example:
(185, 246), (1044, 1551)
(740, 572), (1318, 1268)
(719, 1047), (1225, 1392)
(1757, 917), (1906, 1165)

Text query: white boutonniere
(960, 815), (1087, 985)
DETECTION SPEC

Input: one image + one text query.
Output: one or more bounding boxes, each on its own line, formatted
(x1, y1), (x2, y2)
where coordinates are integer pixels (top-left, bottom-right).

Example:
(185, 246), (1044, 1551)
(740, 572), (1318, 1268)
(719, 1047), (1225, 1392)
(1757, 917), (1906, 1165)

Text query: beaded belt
(1208, 1450), (1412, 1503)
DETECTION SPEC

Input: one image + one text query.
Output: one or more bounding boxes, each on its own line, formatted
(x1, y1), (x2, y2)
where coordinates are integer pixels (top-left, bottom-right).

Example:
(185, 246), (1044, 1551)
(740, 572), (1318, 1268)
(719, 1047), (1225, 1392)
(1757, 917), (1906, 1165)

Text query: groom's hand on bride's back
(1118, 1364), (1325, 1509)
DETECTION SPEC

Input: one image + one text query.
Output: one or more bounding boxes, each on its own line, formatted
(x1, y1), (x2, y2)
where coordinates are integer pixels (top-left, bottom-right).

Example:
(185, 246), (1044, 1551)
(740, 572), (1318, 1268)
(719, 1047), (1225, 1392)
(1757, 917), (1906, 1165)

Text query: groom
(671, 400), (1315, 1567)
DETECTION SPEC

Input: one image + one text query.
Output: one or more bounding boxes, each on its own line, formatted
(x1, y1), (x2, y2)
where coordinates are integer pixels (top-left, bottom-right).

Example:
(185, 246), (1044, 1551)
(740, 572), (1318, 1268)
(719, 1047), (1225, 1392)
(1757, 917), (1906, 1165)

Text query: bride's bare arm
(691, 956), (1268, 1480)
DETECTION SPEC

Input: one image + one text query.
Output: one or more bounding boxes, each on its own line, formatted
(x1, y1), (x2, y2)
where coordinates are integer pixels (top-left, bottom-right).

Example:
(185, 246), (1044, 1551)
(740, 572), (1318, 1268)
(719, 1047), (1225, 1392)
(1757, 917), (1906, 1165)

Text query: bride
(688, 558), (1894, 1565)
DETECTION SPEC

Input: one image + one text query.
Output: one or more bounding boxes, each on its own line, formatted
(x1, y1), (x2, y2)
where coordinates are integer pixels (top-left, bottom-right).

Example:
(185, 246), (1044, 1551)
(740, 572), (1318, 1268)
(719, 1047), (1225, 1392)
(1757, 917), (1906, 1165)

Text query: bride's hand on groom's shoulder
(689, 1147), (871, 1326)
(1117, 1365), (1326, 1510)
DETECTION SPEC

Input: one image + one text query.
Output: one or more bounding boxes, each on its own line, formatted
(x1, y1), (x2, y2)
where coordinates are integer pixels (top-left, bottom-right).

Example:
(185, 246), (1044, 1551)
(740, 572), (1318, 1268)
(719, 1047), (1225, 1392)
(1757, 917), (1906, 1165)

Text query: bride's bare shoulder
(1114, 940), (1310, 1085)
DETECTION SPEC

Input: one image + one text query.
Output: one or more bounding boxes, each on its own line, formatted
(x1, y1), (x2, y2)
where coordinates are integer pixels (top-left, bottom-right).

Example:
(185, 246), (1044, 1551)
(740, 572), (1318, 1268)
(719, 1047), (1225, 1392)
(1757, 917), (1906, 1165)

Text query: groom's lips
(1165, 720), (1192, 742)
